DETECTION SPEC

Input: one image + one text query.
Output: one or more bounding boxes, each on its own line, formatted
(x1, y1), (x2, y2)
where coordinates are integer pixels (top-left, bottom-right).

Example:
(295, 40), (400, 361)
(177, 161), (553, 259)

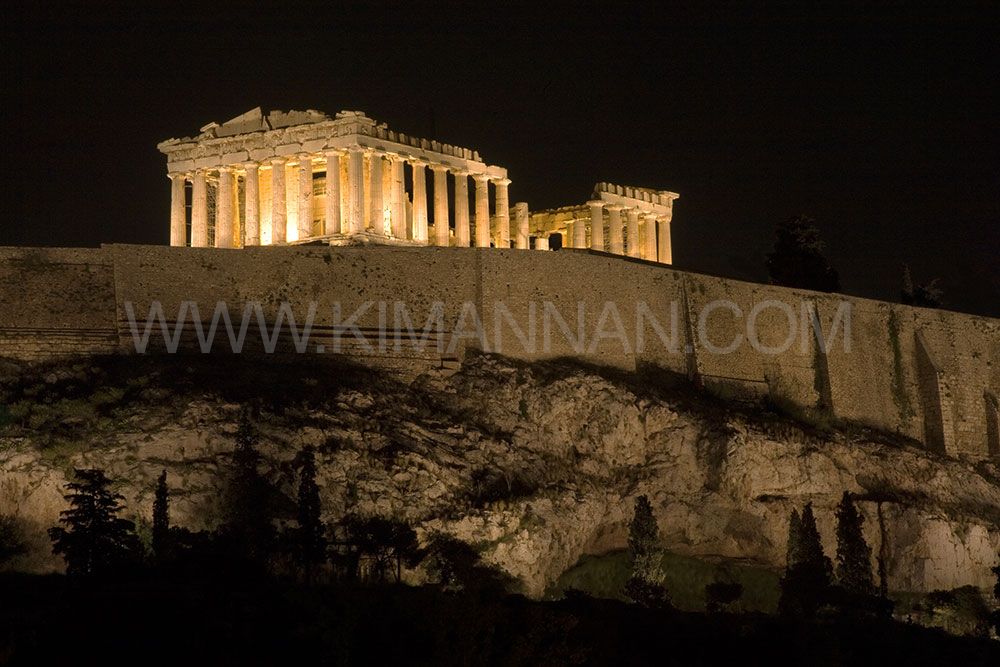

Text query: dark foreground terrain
(1, 574), (997, 666)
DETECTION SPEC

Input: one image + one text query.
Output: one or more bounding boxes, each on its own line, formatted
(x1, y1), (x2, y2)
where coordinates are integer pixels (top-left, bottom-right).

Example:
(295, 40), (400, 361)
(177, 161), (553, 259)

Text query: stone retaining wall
(1, 244), (997, 460)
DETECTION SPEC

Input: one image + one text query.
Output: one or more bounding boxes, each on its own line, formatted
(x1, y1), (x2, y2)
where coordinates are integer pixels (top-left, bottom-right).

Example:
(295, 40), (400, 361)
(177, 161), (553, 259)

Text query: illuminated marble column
(607, 205), (624, 255)
(473, 174), (491, 247)
(643, 213), (658, 261)
(191, 170), (208, 247)
(389, 155), (406, 238)
(215, 167), (234, 248)
(169, 173), (186, 247)
(324, 150), (342, 235)
(410, 160), (428, 243)
(587, 199), (605, 252)
(368, 151), (384, 235)
(657, 217), (672, 264)
(243, 162), (260, 246)
(270, 158), (287, 243)
(296, 154), (313, 241)
(347, 146), (364, 234)
(431, 165), (450, 246)
(453, 170), (470, 247)
(625, 208), (640, 258)
(572, 215), (586, 249)
(493, 177), (510, 248)
(513, 202), (529, 249)
(535, 235), (549, 250)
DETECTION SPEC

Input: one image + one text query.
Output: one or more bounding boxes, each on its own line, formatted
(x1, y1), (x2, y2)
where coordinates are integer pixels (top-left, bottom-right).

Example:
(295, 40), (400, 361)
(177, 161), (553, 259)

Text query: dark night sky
(4, 1), (998, 316)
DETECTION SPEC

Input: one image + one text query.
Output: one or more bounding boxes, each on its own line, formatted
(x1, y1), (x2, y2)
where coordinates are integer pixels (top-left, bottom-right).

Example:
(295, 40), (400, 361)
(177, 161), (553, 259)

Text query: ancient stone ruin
(157, 108), (678, 261)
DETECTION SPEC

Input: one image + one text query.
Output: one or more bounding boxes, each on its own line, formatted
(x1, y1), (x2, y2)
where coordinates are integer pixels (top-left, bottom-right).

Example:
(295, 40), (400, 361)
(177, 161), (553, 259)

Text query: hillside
(2, 352), (999, 600)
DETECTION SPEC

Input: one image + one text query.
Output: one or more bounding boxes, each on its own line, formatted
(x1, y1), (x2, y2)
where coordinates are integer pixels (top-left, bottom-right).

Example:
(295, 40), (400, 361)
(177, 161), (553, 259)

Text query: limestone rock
(2, 355), (999, 602)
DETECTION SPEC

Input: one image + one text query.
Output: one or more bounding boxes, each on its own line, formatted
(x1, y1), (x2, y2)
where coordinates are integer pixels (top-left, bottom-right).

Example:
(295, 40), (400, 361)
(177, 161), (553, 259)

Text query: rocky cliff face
(2, 353), (999, 597)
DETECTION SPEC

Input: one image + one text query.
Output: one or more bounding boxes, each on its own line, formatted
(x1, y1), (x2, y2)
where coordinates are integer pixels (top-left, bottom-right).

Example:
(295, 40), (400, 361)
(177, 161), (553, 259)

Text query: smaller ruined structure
(529, 182), (678, 262)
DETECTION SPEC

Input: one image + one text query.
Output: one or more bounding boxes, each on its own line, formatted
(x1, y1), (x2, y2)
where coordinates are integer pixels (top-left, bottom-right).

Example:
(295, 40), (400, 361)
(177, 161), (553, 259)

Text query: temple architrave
(158, 108), (678, 263)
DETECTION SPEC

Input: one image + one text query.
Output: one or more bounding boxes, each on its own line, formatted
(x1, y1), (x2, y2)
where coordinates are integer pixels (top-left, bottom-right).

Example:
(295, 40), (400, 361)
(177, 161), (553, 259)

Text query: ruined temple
(157, 108), (678, 262)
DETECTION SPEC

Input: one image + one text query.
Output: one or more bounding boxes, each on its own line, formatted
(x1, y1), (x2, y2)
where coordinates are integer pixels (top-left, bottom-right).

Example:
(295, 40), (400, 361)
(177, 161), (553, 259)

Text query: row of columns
(583, 200), (672, 263)
(169, 147), (514, 249)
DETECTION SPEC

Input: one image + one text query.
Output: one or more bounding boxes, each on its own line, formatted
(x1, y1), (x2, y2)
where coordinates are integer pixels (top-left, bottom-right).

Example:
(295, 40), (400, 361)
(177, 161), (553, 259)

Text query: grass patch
(547, 549), (780, 613)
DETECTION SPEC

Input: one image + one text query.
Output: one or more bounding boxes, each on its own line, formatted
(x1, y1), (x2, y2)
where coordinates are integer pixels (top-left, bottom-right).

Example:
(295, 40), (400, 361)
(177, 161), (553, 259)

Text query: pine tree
(296, 446), (325, 583)
(48, 469), (141, 576)
(152, 470), (169, 562)
(835, 491), (875, 596)
(765, 215), (840, 292)
(624, 495), (670, 608)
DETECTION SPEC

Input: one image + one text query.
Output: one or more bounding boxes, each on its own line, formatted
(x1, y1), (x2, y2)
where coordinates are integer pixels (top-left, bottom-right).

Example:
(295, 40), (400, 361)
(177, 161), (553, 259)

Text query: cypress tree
(221, 409), (274, 566)
(835, 491), (875, 595)
(785, 508), (802, 567)
(799, 503), (832, 582)
(152, 470), (169, 562)
(779, 503), (832, 617)
(628, 495), (658, 557)
(296, 446), (325, 583)
(624, 495), (670, 608)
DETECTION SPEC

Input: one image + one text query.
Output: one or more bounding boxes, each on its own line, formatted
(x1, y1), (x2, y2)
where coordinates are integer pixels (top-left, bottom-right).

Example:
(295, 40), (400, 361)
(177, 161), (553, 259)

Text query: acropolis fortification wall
(1, 244), (997, 461)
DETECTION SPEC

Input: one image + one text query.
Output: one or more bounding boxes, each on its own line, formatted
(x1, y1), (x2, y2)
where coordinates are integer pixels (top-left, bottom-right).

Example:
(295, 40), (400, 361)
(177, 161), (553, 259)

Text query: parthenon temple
(158, 108), (678, 262)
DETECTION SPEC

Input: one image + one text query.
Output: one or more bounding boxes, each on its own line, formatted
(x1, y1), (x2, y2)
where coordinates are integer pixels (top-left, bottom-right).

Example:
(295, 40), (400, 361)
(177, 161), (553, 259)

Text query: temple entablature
(158, 107), (502, 179)
(593, 182), (678, 216)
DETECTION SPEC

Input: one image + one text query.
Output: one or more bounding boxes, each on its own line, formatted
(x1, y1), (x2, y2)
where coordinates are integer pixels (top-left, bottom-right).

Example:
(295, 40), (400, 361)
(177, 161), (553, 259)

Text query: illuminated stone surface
(1, 353), (998, 603)
(431, 165), (450, 247)
(159, 109), (679, 259)
(473, 174), (491, 248)
(159, 108), (517, 249)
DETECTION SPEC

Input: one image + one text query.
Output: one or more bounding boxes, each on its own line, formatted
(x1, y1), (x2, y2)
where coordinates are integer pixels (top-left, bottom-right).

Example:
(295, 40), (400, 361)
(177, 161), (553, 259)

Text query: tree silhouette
(48, 468), (141, 576)
(296, 446), (325, 583)
(705, 580), (743, 613)
(424, 533), (511, 595)
(991, 563), (1000, 635)
(0, 514), (27, 566)
(765, 215), (840, 292)
(785, 508), (802, 568)
(152, 470), (170, 562)
(779, 502), (832, 617)
(901, 264), (944, 308)
(624, 495), (670, 608)
(338, 515), (423, 583)
(835, 491), (875, 596)
(220, 410), (275, 567)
